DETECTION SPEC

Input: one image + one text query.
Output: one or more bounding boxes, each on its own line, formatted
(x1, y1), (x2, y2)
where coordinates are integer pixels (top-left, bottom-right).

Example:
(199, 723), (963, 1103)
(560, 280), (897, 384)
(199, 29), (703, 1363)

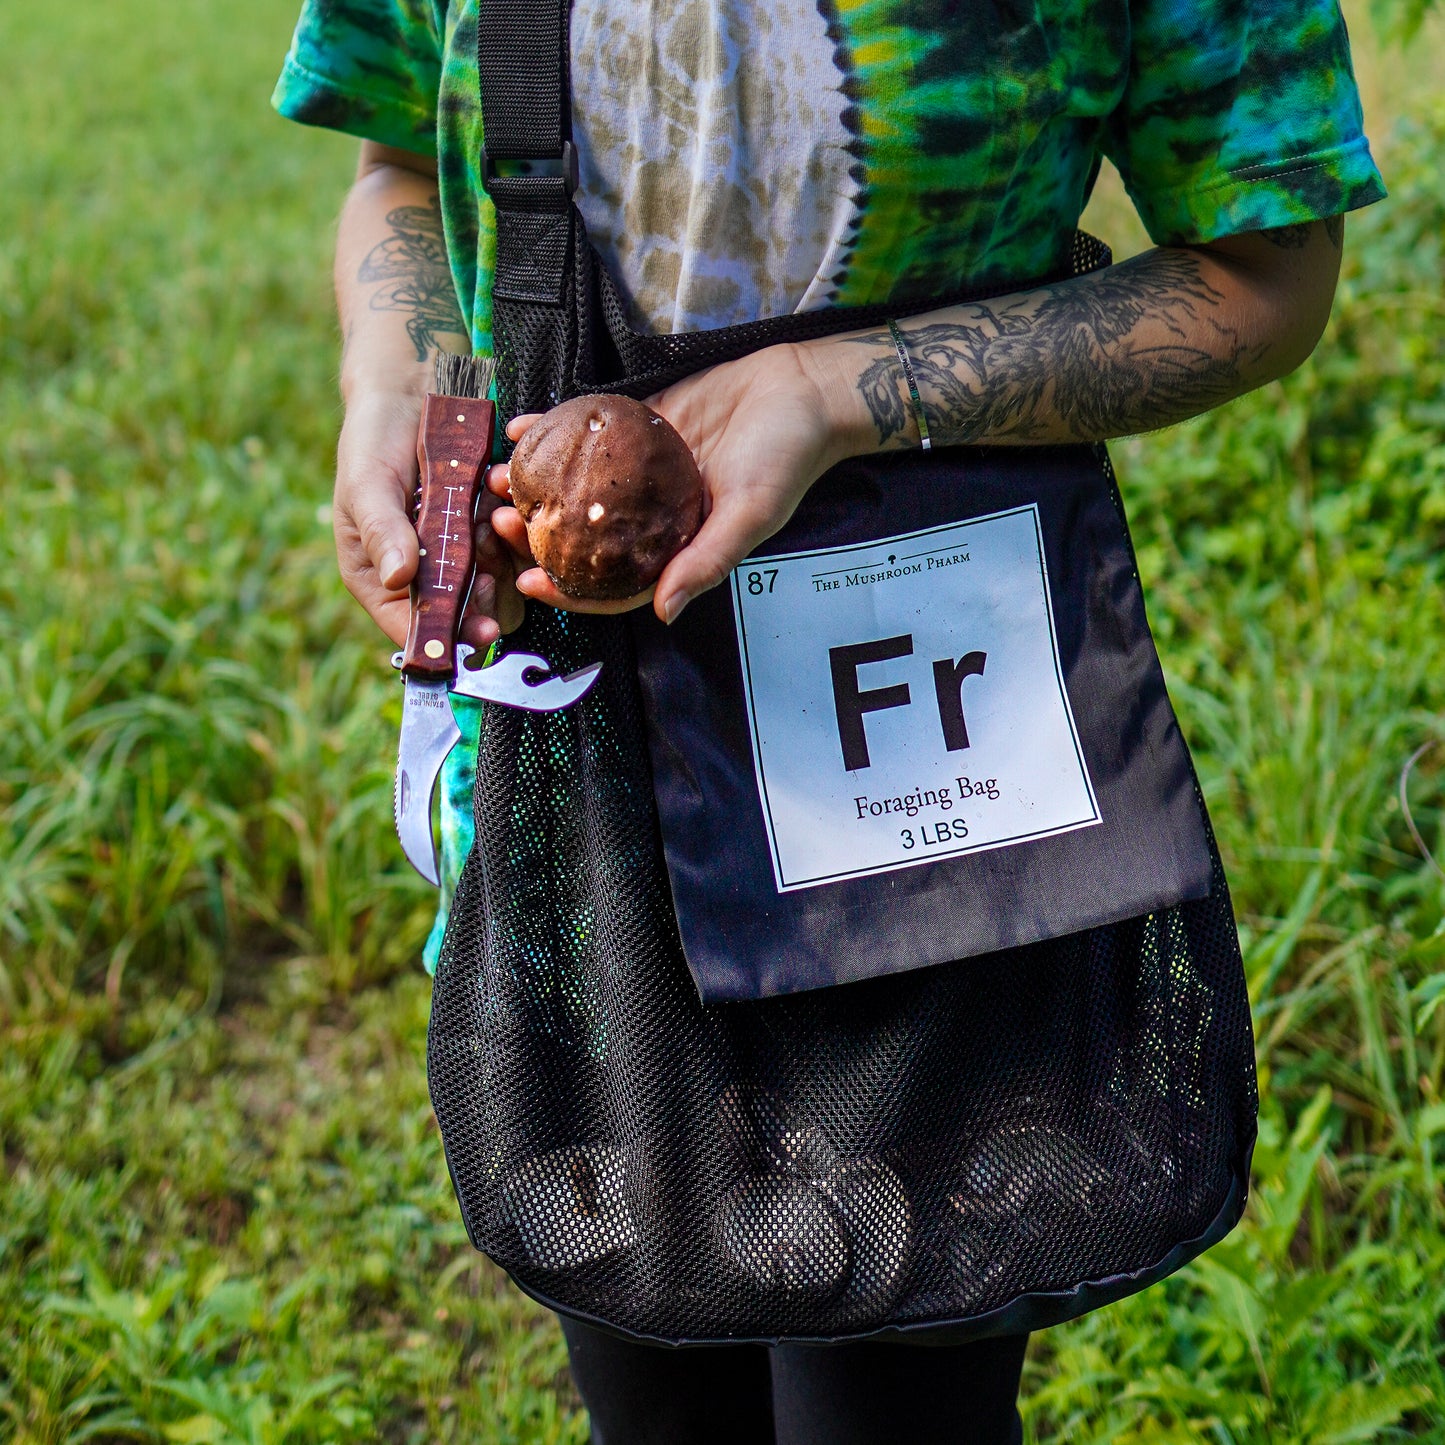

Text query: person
(274, 1), (1383, 1439)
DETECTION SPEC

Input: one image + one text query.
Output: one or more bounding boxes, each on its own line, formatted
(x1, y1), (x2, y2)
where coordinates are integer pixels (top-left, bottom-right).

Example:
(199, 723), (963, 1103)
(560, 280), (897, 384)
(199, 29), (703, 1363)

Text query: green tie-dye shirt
(273, 0), (1384, 966)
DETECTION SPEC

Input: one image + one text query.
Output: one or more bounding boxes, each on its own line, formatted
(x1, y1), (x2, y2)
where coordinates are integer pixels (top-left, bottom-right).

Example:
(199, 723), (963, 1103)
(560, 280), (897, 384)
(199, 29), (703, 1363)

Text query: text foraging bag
(426, 0), (1257, 1345)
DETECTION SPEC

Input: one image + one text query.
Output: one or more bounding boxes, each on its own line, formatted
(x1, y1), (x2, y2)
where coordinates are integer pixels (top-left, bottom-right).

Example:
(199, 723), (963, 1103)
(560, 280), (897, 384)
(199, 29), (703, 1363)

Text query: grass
(1, 0), (1442, 1440)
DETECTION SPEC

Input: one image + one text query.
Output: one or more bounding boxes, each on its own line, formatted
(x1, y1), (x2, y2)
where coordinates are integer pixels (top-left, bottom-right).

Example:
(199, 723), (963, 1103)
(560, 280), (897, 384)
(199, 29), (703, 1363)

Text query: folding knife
(392, 386), (601, 884)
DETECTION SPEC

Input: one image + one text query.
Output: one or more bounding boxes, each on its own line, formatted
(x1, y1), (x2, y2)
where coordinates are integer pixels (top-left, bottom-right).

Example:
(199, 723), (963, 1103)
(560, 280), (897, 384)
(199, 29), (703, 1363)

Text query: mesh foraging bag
(426, 180), (1258, 1340)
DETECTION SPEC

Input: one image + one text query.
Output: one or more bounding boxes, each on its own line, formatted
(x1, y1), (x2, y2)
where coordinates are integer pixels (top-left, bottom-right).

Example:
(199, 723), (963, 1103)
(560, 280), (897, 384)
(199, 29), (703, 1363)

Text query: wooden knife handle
(400, 393), (495, 679)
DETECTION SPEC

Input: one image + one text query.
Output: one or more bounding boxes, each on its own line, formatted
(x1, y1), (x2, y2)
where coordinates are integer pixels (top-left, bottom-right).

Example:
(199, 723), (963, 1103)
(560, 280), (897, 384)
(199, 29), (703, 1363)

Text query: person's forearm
(806, 222), (1342, 456)
(335, 148), (470, 403)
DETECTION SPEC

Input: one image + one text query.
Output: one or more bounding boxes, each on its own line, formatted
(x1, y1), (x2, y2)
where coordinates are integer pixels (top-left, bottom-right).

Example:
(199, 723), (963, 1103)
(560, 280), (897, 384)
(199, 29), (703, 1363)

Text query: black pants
(559, 1316), (1028, 1445)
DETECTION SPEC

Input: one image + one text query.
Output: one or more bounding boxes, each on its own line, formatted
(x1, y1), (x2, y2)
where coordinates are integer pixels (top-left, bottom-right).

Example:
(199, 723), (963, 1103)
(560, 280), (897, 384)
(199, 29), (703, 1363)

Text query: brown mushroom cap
(508, 394), (704, 601)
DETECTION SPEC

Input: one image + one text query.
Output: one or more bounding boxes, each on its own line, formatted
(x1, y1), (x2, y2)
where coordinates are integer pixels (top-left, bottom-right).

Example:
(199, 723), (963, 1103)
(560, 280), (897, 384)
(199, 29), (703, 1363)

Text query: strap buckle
(482, 139), (578, 198)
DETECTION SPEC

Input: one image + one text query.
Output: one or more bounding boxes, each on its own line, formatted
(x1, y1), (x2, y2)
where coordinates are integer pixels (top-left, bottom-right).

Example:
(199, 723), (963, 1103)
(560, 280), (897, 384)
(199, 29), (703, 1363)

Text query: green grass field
(1, 0), (1442, 1439)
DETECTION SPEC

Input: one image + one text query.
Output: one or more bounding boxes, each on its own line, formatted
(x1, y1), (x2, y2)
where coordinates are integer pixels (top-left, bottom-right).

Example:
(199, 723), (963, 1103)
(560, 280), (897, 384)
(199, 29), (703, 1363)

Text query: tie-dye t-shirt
(272, 0), (1384, 964)
(277, 0), (1383, 344)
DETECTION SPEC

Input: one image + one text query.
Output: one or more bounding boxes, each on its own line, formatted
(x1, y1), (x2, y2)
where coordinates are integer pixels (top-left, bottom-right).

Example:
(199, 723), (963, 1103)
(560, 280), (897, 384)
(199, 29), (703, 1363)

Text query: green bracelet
(887, 319), (932, 452)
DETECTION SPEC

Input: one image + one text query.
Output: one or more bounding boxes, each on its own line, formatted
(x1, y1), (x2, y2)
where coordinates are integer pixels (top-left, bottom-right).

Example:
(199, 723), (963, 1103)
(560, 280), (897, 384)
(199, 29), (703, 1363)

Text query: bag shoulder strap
(478, 0), (577, 305)
(477, 0), (573, 176)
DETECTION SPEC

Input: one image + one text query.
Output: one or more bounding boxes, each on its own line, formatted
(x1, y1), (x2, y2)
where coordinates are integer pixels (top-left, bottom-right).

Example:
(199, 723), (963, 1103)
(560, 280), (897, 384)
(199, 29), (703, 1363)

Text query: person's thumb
(353, 490), (419, 592)
(654, 493), (768, 624)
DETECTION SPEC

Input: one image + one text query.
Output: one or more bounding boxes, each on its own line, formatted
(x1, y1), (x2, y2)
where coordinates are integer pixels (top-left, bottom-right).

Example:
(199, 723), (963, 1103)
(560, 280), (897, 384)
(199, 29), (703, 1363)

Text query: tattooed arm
(333, 143), (520, 646)
(815, 222), (1344, 452)
(494, 221), (1344, 623)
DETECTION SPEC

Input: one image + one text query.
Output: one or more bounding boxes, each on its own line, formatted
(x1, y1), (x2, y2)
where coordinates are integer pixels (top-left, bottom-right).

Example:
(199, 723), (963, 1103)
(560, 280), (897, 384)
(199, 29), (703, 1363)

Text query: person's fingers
(465, 568), (497, 617)
(653, 491), (772, 623)
(472, 515), (511, 573)
(493, 582), (526, 634)
(513, 567), (655, 616)
(504, 412), (544, 443)
(336, 555), (412, 646)
(370, 594), (416, 647)
(354, 494), (419, 592)
(467, 506), (527, 637)
(334, 506), (413, 646)
(336, 423), (418, 588)
(333, 392), (426, 644)
(459, 600), (502, 652)
(491, 505), (536, 567)
(486, 462), (512, 498)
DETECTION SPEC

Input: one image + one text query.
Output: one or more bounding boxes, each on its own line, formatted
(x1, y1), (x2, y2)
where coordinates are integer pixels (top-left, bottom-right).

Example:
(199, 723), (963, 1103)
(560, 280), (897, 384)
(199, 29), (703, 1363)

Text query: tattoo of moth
(358, 198), (466, 361)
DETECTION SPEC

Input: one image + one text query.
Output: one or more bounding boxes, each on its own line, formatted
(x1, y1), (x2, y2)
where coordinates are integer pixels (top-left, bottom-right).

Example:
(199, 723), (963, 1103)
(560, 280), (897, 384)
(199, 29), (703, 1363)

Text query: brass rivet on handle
(424, 640), (446, 659)
(450, 459), (459, 468)
(457, 413), (465, 423)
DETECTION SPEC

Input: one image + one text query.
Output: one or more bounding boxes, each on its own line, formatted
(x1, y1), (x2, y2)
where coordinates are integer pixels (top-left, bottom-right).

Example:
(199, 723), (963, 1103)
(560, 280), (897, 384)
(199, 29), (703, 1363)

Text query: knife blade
(394, 385), (494, 885)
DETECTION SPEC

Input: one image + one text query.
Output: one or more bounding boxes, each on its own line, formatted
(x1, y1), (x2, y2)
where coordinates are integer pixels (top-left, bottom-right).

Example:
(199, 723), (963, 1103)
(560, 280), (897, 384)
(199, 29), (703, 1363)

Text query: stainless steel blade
(451, 646), (603, 711)
(394, 677), (461, 884)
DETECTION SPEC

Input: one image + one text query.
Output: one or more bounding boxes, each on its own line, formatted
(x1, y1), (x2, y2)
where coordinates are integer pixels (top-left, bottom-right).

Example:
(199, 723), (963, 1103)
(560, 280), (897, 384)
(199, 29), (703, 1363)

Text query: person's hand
(334, 386), (524, 648)
(487, 341), (851, 623)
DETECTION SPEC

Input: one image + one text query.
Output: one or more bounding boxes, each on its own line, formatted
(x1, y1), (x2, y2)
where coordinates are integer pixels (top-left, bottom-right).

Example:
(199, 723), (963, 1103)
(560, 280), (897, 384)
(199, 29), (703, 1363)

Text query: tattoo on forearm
(357, 197), (466, 361)
(849, 251), (1253, 446)
(1324, 213), (1344, 249)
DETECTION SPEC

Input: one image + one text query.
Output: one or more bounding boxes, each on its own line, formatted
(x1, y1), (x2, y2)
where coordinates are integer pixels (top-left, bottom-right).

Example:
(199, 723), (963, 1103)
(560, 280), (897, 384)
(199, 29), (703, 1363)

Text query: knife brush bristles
(434, 351), (496, 401)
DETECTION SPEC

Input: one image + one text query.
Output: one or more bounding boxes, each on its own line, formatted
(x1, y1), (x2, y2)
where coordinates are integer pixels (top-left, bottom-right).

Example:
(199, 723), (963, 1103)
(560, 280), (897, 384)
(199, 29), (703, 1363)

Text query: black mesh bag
(426, 0), (1258, 1346)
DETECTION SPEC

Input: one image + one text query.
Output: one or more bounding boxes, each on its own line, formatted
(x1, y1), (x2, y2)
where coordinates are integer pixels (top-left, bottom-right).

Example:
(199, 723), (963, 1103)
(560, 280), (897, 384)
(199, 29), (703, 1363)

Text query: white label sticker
(731, 506), (1099, 892)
